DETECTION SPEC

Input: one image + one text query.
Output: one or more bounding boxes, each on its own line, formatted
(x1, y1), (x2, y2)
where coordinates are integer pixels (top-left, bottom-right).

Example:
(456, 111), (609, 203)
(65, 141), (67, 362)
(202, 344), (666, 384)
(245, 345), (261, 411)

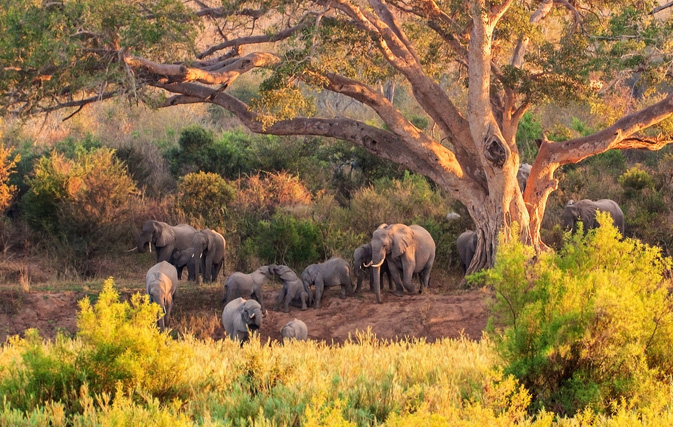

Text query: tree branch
(651, 1), (673, 14)
(197, 17), (312, 59)
(124, 52), (280, 85)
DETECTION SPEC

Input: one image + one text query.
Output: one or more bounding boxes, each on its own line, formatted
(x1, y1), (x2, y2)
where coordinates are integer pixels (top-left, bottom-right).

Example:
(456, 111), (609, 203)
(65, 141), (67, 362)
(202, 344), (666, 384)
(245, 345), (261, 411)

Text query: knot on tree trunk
(484, 136), (507, 168)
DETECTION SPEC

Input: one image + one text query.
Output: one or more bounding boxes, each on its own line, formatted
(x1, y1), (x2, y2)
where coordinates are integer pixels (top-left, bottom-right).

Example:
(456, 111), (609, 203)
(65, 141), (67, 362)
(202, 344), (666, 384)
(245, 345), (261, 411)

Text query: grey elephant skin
(137, 221), (198, 271)
(457, 230), (477, 272)
(517, 163), (532, 193)
(561, 199), (625, 235)
(223, 265), (275, 312)
(302, 257), (353, 309)
(170, 247), (197, 281)
(353, 243), (393, 293)
(369, 223), (436, 303)
(281, 318), (308, 342)
(146, 261), (179, 330)
(273, 265), (313, 312)
(192, 229), (226, 284)
(221, 297), (263, 342)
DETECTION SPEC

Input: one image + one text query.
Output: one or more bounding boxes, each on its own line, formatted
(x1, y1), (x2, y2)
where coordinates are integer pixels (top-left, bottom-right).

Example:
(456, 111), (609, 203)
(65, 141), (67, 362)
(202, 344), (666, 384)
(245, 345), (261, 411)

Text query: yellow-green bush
(475, 214), (673, 415)
(3, 276), (673, 424)
(176, 171), (236, 229)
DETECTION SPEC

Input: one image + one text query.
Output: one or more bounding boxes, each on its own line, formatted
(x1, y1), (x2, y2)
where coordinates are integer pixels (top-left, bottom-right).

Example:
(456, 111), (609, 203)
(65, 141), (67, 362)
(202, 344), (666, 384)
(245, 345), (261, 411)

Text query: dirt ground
(0, 256), (491, 344)
(0, 280), (492, 344)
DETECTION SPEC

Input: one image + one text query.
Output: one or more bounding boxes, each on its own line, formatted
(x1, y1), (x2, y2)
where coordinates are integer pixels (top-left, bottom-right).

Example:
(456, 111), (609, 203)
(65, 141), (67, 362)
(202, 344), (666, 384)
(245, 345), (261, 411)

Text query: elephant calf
(272, 265), (312, 312)
(281, 318), (308, 342)
(302, 257), (353, 309)
(221, 297), (263, 343)
(170, 247), (197, 281)
(146, 261), (179, 331)
(223, 265), (275, 312)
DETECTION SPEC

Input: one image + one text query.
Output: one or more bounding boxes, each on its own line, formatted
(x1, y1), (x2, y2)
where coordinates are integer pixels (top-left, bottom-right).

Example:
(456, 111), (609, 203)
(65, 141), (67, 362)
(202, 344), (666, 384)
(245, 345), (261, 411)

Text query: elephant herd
(138, 220), (437, 343)
(456, 198), (626, 271)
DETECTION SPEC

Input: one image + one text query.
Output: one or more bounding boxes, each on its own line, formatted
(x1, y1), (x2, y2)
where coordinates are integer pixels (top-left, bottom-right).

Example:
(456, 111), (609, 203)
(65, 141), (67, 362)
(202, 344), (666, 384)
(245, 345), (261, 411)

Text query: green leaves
(482, 215), (673, 414)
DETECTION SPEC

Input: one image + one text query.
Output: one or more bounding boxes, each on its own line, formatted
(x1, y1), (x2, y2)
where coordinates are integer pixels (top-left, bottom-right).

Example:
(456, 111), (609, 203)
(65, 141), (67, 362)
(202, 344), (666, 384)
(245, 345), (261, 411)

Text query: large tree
(2, 0), (673, 272)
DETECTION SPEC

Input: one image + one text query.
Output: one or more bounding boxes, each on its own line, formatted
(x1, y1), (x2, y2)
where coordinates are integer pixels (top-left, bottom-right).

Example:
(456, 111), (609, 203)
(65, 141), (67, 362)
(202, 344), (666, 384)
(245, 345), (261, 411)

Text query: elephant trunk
(369, 253), (385, 304)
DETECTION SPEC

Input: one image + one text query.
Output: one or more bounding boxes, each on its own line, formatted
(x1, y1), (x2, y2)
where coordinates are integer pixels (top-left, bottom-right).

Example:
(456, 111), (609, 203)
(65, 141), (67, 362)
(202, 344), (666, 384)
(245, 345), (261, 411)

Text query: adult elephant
(367, 223), (436, 303)
(145, 261), (179, 331)
(223, 265), (275, 312)
(192, 229), (226, 284)
(353, 243), (392, 293)
(221, 297), (263, 343)
(137, 220), (197, 268)
(456, 230), (477, 272)
(301, 257), (353, 309)
(561, 199), (625, 235)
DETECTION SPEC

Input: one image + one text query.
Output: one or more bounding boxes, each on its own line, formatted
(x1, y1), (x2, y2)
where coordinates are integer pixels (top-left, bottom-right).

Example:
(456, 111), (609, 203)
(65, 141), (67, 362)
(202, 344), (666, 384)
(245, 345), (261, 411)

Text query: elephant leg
(212, 262), (223, 282)
(387, 265), (404, 296)
(314, 279), (324, 309)
(274, 287), (287, 311)
(300, 292), (308, 310)
(253, 289), (265, 314)
(205, 254), (214, 283)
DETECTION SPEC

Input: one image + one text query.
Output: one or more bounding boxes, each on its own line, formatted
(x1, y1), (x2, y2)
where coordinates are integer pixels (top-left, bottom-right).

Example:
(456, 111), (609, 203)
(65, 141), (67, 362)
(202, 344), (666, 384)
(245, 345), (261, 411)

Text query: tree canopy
(2, 0), (673, 271)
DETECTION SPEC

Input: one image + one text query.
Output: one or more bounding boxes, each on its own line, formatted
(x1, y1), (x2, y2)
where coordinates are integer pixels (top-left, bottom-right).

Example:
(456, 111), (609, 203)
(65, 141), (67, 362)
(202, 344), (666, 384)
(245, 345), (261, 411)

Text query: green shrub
(0, 142), (19, 214)
(475, 215), (673, 415)
(176, 171), (236, 229)
(0, 279), (192, 415)
(22, 147), (138, 276)
(254, 210), (323, 267)
(618, 164), (655, 193)
(516, 112), (541, 162)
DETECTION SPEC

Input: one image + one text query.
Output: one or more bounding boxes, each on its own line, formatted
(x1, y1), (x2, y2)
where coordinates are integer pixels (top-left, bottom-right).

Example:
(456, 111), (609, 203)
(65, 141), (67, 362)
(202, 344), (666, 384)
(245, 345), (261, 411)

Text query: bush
(254, 210), (323, 267)
(176, 171), (236, 229)
(22, 147), (138, 276)
(0, 142), (19, 214)
(475, 215), (673, 415)
(618, 164), (654, 193)
(0, 279), (192, 415)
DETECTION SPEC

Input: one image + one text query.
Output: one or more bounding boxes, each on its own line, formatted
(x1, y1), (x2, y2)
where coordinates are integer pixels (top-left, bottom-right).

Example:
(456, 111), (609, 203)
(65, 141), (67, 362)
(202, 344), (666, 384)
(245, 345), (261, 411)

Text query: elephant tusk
(363, 261), (373, 268)
(149, 244), (152, 253)
(126, 247), (137, 252)
(371, 254), (386, 268)
(250, 313), (255, 319)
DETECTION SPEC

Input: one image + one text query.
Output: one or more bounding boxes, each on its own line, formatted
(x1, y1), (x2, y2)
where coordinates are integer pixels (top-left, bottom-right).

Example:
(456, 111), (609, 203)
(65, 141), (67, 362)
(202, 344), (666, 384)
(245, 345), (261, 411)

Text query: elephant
(137, 220), (198, 270)
(169, 247), (197, 281)
(456, 230), (477, 272)
(272, 265), (313, 312)
(353, 243), (393, 294)
(517, 163), (532, 193)
(561, 199), (625, 235)
(221, 297), (263, 343)
(368, 223), (436, 303)
(223, 265), (275, 312)
(192, 229), (226, 284)
(281, 318), (308, 342)
(145, 261), (179, 330)
(301, 257), (353, 309)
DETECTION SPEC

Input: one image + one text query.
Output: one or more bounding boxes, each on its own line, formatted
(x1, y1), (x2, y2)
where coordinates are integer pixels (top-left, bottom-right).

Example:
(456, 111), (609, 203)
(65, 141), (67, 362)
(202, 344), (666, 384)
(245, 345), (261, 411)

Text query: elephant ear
(155, 224), (175, 247)
(392, 225), (414, 258)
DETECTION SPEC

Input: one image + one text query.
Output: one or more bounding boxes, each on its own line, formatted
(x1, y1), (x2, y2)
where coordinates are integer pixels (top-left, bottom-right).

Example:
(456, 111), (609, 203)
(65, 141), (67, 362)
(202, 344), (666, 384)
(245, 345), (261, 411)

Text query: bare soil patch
(1, 278), (491, 344)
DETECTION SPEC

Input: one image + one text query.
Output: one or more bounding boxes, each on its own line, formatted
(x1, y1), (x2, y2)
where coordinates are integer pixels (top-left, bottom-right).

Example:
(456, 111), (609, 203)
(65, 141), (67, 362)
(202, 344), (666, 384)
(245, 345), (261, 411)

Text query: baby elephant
(302, 257), (353, 309)
(146, 261), (179, 330)
(221, 297), (263, 343)
(281, 318), (308, 342)
(223, 265), (275, 312)
(170, 247), (197, 281)
(273, 265), (313, 312)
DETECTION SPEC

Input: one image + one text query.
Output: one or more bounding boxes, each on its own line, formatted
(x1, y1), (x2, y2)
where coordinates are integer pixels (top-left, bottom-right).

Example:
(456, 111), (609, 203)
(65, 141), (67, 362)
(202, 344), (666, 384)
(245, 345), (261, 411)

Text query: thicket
(475, 214), (673, 415)
(2, 111), (672, 278)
